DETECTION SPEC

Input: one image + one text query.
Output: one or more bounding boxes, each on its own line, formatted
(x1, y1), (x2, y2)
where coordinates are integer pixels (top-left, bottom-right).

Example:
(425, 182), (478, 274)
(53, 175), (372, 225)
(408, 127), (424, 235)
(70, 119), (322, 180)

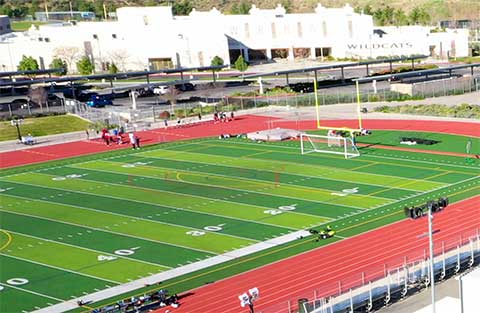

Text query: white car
(153, 86), (170, 95)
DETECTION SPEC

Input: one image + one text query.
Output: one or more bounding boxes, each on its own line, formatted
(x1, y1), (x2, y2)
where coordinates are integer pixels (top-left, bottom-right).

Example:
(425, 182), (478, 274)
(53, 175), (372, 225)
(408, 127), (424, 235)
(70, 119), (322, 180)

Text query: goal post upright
(315, 77), (364, 132)
(314, 72), (321, 129)
(356, 80), (363, 130)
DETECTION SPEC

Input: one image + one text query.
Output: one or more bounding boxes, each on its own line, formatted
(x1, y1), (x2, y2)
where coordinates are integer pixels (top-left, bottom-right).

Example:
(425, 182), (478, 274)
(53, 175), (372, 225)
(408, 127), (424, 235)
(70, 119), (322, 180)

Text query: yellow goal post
(314, 77), (363, 133)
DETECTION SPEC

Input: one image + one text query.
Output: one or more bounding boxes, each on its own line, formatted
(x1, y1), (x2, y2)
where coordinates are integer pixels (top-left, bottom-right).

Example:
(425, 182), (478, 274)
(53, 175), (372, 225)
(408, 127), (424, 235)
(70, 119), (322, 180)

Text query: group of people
(327, 127), (371, 146)
(98, 127), (140, 150)
(213, 111), (234, 123)
(86, 289), (180, 313)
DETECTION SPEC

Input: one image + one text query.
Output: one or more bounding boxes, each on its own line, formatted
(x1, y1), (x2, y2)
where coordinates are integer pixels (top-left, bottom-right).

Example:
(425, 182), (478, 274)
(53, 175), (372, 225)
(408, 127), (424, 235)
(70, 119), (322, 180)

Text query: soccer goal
(300, 133), (360, 159)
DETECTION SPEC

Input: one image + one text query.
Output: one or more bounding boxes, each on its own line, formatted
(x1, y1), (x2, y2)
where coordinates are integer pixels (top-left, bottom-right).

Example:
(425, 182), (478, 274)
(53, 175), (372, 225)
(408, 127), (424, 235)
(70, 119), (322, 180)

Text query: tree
(17, 55), (39, 71)
(393, 9), (409, 26)
(76, 56), (94, 75)
(28, 86), (47, 110)
(409, 7), (431, 25)
(108, 49), (130, 71)
(49, 58), (67, 75)
(211, 56), (224, 66)
(53, 46), (80, 73)
(362, 5), (374, 15)
(108, 62), (119, 74)
(281, 0), (292, 13)
(373, 6), (395, 26)
(172, 0), (193, 16)
(234, 55), (248, 72)
(230, 1), (250, 14)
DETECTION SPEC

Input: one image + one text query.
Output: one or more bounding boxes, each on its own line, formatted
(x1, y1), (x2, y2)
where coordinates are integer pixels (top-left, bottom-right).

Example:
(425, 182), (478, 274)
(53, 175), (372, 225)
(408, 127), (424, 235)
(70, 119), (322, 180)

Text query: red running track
(158, 196), (480, 313)
(1, 117), (478, 169)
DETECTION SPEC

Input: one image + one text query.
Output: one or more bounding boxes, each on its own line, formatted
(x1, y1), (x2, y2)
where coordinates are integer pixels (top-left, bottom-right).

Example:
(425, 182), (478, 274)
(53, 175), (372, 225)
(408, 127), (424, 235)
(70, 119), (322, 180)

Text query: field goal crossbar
(300, 133), (360, 159)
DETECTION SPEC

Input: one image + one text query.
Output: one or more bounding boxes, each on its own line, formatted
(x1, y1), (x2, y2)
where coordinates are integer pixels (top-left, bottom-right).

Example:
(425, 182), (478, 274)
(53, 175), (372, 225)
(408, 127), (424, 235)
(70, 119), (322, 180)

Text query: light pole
(427, 202), (436, 313)
(10, 117), (24, 141)
(238, 287), (259, 313)
(409, 199), (448, 313)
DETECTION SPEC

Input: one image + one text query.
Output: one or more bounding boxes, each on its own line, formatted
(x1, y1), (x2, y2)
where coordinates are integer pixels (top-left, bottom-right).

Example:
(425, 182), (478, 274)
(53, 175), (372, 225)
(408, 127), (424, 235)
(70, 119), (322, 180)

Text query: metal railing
(256, 229), (480, 313)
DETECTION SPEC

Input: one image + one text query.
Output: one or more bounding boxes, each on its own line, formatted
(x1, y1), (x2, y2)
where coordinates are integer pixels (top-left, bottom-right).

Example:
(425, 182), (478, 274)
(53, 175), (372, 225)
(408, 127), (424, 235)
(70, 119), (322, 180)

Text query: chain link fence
(1, 75), (478, 122)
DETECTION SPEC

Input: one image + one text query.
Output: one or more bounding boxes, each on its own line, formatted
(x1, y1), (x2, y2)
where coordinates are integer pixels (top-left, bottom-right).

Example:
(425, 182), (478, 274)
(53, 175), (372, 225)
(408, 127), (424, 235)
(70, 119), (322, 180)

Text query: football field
(0, 133), (478, 312)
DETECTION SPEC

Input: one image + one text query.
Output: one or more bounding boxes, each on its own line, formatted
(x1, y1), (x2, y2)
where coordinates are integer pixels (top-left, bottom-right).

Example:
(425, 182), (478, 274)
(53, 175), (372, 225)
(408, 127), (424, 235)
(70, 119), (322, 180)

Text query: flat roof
(0, 65), (226, 87)
(242, 56), (429, 79)
(354, 63), (480, 83)
(0, 68), (66, 78)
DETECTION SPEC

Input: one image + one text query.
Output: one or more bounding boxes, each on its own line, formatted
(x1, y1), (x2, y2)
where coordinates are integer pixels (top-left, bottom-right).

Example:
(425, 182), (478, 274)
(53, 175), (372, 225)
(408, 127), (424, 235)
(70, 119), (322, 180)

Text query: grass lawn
(0, 114), (90, 141)
(11, 21), (46, 32)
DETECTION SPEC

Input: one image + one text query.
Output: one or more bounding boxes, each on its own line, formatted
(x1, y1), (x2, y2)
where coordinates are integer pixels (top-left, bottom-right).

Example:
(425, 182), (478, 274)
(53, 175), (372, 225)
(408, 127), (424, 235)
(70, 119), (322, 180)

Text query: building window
(244, 23), (250, 39)
(322, 21), (327, 37)
(297, 22), (303, 38)
(0, 26), (3, 31)
(257, 25), (264, 35)
(6, 24), (10, 29)
(348, 20), (353, 38)
(271, 22), (276, 39)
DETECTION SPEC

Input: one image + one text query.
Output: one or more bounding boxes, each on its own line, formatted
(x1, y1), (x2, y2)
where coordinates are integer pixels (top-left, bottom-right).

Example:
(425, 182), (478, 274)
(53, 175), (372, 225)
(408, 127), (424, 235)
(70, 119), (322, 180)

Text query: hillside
(0, 0), (479, 23)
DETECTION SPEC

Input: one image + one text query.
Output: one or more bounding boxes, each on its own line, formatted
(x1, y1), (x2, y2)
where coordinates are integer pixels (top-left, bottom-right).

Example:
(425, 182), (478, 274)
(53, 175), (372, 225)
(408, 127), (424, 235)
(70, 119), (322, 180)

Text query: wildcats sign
(347, 42), (413, 50)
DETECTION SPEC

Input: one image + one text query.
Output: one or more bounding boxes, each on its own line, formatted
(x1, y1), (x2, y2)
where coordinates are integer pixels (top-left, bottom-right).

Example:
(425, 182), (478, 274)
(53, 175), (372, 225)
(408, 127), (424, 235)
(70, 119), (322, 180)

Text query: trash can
(298, 298), (309, 313)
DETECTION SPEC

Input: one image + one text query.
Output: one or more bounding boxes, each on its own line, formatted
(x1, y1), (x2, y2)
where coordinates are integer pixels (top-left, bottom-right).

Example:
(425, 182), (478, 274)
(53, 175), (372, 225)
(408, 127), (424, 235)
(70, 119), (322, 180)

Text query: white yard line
(136, 153), (421, 192)
(0, 193), (222, 255)
(87, 159), (396, 203)
(142, 145), (448, 188)
(0, 209), (174, 269)
(32, 230), (312, 313)
(0, 253), (119, 284)
(0, 282), (63, 302)
(68, 164), (371, 211)
(0, 178), (299, 230)
(203, 139), (479, 171)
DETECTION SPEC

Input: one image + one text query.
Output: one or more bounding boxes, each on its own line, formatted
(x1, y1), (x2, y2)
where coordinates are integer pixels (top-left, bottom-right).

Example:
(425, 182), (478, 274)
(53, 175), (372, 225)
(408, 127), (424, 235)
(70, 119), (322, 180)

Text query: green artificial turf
(0, 131), (478, 313)
(354, 130), (479, 154)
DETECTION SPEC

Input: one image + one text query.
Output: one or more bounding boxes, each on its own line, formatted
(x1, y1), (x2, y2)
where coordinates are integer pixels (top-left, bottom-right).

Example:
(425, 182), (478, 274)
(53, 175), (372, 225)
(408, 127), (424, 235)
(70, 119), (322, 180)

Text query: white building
(0, 4), (469, 73)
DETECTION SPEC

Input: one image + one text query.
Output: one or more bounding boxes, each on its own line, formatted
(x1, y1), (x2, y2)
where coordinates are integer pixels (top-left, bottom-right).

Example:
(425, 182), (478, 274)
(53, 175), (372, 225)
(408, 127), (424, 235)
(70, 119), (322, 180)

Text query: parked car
(153, 85), (170, 95)
(136, 87), (154, 97)
(174, 83), (195, 92)
(86, 95), (113, 107)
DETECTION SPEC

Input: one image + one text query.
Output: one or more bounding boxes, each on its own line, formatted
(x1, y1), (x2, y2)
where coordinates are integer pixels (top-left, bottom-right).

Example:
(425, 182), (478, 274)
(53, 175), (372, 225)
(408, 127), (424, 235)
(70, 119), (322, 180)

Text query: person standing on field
(129, 132), (136, 150)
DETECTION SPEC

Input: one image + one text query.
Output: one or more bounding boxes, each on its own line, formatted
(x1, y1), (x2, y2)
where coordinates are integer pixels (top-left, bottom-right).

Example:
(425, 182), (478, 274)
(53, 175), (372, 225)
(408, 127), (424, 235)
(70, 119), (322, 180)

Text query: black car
(174, 83), (195, 92)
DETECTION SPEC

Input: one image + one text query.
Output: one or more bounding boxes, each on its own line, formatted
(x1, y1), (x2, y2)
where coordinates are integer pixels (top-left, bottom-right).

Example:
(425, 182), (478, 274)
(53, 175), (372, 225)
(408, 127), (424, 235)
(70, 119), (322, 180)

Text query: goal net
(300, 133), (360, 159)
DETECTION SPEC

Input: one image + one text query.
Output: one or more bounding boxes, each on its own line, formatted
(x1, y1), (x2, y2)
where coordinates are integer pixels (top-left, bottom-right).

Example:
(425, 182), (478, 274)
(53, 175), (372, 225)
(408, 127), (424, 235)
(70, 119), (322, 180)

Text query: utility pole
(103, 3), (108, 20)
(44, 0), (49, 21)
(428, 202), (436, 313)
